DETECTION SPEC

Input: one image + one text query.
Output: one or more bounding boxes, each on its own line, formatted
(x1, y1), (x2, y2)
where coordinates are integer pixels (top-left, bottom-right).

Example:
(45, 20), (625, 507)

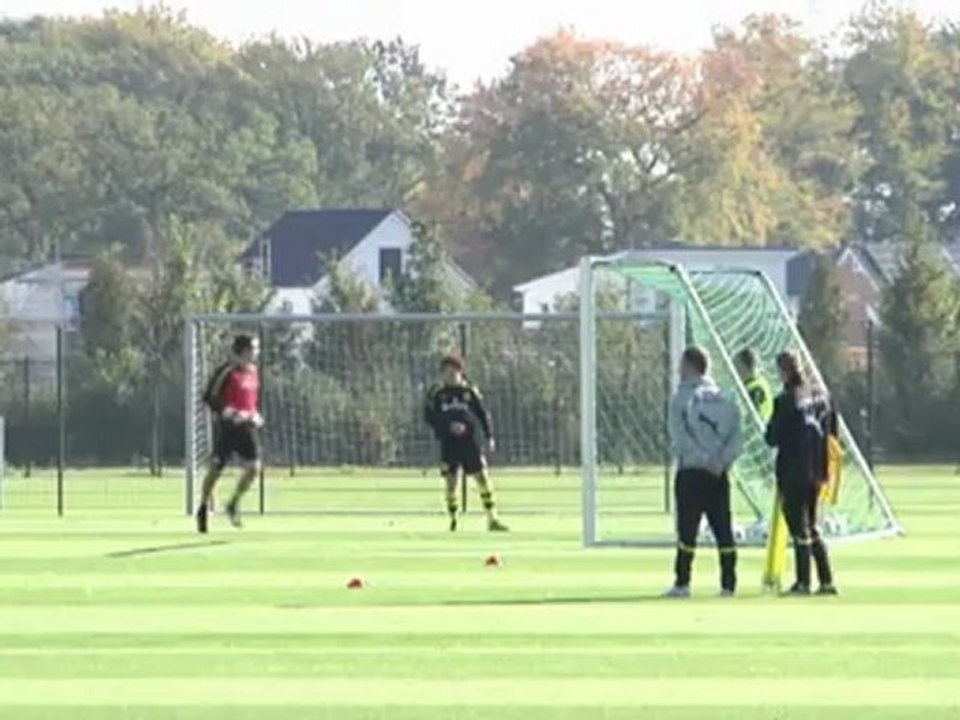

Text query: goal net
(184, 310), (665, 517)
(580, 256), (902, 547)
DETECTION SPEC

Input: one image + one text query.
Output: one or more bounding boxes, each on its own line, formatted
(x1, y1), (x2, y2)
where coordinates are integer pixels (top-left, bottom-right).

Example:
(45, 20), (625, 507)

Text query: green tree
(391, 222), (457, 314)
(844, 5), (958, 242)
(798, 253), (848, 387)
(80, 249), (143, 398)
(879, 212), (960, 453)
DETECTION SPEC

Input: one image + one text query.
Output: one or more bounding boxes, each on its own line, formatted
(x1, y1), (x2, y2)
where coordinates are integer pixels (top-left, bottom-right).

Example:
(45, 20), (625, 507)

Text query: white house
(0, 260), (88, 365)
(244, 209), (476, 314)
(514, 246), (815, 316)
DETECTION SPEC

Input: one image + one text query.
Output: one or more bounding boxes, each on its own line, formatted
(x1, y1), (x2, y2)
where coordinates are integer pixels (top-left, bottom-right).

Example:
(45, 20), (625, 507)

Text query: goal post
(579, 255), (902, 547)
(184, 309), (668, 517)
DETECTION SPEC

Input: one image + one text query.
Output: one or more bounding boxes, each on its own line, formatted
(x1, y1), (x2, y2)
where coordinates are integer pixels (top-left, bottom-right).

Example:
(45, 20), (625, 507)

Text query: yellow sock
(444, 487), (458, 518)
(475, 476), (498, 520)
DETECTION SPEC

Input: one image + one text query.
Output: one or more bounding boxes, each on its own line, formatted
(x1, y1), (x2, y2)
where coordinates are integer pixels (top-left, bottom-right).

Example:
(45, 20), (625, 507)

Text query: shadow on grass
(106, 540), (229, 558)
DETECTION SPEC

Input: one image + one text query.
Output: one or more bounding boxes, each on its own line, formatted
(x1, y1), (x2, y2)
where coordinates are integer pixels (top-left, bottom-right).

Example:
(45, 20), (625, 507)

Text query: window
(379, 248), (403, 284)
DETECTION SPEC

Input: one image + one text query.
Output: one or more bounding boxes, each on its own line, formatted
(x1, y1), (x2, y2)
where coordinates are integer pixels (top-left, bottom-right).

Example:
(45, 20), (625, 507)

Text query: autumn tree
(446, 32), (702, 292)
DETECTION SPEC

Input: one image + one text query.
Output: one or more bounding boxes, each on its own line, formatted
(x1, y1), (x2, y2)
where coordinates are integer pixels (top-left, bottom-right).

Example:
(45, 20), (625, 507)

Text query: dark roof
(852, 242), (960, 283)
(248, 209), (394, 288)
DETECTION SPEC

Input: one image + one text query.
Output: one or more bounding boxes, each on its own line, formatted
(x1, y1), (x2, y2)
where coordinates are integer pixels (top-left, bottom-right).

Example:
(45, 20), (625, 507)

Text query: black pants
(779, 481), (834, 588)
(674, 468), (737, 592)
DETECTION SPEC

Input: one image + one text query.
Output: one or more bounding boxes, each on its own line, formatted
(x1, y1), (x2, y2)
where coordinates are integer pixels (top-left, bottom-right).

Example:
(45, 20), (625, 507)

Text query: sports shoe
(225, 501), (243, 529)
(662, 585), (691, 599)
(196, 505), (208, 534)
(449, 516), (458, 532)
(782, 583), (811, 597)
(816, 584), (839, 596)
(488, 518), (509, 532)
(720, 588), (736, 598)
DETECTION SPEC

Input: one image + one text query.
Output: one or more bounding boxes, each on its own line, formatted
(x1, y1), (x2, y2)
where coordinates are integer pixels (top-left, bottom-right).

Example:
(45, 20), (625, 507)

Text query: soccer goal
(579, 255), (903, 547)
(183, 309), (666, 516)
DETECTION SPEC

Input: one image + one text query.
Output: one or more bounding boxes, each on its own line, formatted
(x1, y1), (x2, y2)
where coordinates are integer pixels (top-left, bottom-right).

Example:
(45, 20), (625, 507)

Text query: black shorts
(213, 421), (260, 465)
(440, 441), (486, 476)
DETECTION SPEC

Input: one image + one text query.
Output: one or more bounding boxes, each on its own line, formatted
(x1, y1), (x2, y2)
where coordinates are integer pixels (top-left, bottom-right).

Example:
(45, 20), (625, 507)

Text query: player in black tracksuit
(765, 351), (838, 596)
(424, 354), (508, 533)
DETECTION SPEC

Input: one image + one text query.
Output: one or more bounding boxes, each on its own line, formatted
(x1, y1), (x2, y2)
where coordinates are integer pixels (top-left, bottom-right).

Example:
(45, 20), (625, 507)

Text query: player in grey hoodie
(665, 346), (744, 598)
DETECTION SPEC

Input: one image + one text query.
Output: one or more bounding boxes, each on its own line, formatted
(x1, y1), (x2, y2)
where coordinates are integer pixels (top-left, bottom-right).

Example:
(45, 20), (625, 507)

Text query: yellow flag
(762, 492), (788, 592)
(820, 435), (843, 506)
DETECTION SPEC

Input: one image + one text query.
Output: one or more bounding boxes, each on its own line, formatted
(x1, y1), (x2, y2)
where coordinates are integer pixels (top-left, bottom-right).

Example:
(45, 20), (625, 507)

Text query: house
(244, 209), (477, 313)
(514, 246), (816, 316)
(836, 242), (960, 364)
(0, 259), (89, 371)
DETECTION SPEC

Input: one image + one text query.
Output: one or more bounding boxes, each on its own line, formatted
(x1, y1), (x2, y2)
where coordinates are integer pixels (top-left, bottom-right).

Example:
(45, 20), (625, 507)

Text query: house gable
(249, 209), (394, 289)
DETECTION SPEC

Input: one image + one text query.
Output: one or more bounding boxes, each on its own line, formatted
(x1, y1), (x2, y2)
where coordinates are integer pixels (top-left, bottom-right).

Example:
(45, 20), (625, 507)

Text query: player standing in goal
(424, 354), (508, 532)
(195, 334), (263, 534)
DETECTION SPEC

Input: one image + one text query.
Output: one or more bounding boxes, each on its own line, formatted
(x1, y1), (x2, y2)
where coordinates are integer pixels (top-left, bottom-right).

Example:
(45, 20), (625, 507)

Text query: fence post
(865, 318), (876, 471)
(56, 325), (65, 517)
(258, 321), (266, 514)
(22, 356), (31, 479)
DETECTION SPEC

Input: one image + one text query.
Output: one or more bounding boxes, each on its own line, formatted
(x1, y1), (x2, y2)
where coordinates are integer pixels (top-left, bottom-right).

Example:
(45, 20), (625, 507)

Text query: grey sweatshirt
(668, 376), (743, 473)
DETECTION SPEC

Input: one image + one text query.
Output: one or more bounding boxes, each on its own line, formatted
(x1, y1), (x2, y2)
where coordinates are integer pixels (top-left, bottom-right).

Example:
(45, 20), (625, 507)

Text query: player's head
(734, 348), (759, 381)
(439, 353), (465, 384)
(776, 351), (804, 389)
(232, 334), (259, 364)
(680, 346), (709, 381)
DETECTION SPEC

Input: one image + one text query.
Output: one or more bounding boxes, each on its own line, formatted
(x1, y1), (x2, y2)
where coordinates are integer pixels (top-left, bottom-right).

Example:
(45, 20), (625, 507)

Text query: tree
(391, 221), (457, 314)
(798, 253), (848, 387)
(80, 249), (142, 398)
(844, 5), (958, 243)
(682, 15), (859, 248)
(879, 211), (960, 452)
(445, 32), (702, 293)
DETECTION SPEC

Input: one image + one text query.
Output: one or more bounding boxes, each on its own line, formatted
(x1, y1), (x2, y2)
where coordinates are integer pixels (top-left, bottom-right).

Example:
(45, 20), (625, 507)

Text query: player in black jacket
(765, 351), (838, 596)
(424, 354), (508, 532)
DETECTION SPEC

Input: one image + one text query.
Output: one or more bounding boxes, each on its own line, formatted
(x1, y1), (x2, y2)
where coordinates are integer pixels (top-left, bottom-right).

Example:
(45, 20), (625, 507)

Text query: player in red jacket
(196, 334), (263, 533)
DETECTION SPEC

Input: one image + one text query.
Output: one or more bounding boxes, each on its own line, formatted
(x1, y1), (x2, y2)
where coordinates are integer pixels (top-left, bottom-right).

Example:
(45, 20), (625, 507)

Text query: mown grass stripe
(0, 678), (956, 706)
(0, 604), (958, 635)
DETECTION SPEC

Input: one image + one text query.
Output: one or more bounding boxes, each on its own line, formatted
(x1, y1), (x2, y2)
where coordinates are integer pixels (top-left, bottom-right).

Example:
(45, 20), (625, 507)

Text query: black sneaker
(225, 501), (242, 529)
(196, 505), (208, 535)
(816, 584), (839, 596)
(782, 583), (811, 596)
(449, 516), (458, 532)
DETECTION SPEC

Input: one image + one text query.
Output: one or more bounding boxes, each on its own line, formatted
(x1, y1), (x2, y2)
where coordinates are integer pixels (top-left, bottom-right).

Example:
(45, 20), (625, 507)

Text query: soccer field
(0, 466), (958, 719)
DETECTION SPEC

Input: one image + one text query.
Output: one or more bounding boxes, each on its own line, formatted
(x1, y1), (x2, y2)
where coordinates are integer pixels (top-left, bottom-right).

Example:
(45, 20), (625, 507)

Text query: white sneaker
(662, 585), (691, 599)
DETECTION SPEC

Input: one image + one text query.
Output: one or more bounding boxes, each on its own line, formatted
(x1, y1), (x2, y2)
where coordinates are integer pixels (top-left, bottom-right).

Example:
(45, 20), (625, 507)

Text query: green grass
(0, 466), (958, 719)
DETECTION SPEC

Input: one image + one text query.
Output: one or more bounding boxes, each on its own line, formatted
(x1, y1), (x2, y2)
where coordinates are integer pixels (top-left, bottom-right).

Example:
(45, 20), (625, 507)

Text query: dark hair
(776, 351), (804, 389)
(232, 334), (254, 356)
(440, 353), (465, 373)
(682, 346), (709, 376)
(734, 348), (758, 373)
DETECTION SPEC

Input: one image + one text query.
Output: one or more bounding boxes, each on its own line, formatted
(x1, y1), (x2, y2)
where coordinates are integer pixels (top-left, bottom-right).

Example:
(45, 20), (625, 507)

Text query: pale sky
(2, 0), (957, 85)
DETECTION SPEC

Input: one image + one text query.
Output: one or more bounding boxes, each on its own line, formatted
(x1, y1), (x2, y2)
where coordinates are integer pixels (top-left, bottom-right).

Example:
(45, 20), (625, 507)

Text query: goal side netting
(580, 256), (902, 547)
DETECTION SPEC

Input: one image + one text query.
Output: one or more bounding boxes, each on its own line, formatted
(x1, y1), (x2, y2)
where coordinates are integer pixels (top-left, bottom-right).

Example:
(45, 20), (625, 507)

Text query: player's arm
(748, 384), (766, 412)
(423, 385), (441, 438)
(716, 395), (743, 471)
(202, 363), (232, 414)
(765, 394), (786, 448)
(667, 393), (683, 459)
(467, 386), (494, 446)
